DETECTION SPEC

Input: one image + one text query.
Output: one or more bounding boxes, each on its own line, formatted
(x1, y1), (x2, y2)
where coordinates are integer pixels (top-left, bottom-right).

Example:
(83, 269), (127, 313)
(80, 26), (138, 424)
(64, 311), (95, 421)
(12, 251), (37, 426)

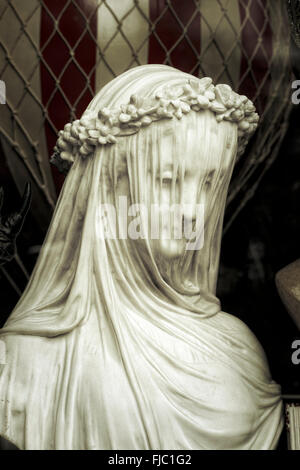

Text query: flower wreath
(51, 77), (259, 174)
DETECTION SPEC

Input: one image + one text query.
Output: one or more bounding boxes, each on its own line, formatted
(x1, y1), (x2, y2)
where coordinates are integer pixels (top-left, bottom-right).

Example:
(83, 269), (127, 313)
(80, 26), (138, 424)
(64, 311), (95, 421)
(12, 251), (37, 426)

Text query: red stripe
(238, 0), (273, 114)
(148, 0), (201, 76)
(40, 0), (98, 191)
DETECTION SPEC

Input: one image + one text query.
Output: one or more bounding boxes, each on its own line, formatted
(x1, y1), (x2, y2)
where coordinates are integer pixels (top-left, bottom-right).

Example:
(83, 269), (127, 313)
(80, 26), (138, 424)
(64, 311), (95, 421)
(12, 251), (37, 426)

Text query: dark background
(218, 101), (300, 395)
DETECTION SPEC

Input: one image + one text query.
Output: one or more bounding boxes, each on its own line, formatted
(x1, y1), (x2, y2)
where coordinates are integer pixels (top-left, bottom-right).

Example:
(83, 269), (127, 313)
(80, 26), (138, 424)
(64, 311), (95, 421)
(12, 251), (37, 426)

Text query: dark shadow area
(218, 104), (300, 395)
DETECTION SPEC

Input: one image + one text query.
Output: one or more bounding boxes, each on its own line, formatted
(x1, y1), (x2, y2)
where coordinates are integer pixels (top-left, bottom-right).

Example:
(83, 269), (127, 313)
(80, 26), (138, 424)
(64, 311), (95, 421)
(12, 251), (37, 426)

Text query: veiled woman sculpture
(0, 65), (283, 450)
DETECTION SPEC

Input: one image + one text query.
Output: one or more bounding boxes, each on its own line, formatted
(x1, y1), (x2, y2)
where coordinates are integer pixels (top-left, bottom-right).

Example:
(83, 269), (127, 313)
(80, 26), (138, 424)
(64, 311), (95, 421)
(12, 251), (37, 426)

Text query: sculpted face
(147, 112), (237, 261)
(112, 110), (237, 269)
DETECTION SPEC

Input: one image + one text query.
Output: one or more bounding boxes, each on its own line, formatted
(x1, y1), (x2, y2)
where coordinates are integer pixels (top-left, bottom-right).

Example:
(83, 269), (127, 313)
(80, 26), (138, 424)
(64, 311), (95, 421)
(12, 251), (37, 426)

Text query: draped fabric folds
(0, 66), (283, 449)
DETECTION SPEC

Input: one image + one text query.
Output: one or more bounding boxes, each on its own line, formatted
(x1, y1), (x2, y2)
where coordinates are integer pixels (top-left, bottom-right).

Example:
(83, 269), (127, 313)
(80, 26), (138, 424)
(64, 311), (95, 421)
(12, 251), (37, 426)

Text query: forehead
(158, 112), (237, 173)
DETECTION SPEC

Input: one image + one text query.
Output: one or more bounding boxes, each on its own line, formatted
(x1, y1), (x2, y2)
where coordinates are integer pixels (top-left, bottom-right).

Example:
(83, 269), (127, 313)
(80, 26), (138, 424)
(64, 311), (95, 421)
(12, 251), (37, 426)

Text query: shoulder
(215, 311), (268, 359)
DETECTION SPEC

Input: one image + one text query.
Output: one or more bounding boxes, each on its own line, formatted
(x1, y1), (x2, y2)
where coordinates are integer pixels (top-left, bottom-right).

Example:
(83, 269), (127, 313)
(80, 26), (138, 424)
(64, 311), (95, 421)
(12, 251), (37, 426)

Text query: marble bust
(0, 65), (283, 450)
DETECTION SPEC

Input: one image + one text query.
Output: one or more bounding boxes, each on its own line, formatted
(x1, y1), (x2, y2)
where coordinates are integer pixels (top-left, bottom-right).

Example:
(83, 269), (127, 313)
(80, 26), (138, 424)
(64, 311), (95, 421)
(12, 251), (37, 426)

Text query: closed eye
(159, 171), (178, 185)
(161, 177), (173, 184)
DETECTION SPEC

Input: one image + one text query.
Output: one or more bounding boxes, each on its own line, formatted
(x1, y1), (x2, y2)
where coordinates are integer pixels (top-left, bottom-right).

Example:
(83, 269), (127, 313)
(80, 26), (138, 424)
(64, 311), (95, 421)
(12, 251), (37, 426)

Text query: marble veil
(0, 65), (283, 449)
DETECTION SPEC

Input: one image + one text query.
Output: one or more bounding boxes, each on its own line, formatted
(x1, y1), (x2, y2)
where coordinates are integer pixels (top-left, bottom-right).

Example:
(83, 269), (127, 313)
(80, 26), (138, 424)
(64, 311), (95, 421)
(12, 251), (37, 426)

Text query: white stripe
(200, 0), (241, 88)
(96, 0), (149, 91)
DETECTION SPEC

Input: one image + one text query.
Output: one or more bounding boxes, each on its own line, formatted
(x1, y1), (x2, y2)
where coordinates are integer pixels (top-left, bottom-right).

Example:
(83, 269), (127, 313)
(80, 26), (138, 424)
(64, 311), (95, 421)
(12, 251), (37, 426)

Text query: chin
(153, 239), (186, 260)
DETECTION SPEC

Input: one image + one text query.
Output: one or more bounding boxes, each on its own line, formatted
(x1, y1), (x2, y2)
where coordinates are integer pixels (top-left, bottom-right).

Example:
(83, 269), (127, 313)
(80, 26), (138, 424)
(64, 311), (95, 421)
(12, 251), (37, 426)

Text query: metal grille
(0, 0), (293, 235)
